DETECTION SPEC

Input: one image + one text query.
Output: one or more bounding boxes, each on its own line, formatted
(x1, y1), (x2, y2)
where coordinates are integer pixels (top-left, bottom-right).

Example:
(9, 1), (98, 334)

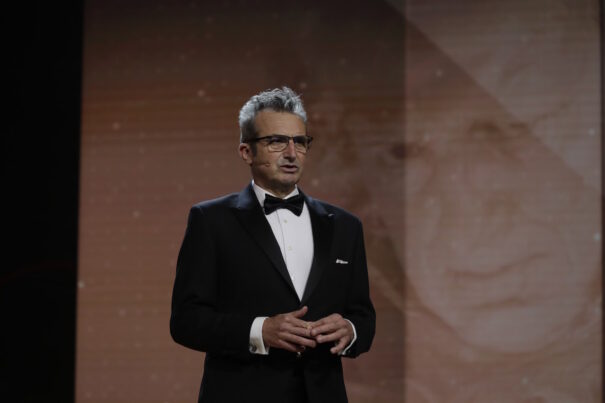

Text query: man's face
(240, 110), (307, 197)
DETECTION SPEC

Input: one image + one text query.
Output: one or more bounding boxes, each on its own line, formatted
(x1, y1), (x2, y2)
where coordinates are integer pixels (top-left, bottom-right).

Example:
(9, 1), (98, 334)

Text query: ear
(239, 143), (253, 166)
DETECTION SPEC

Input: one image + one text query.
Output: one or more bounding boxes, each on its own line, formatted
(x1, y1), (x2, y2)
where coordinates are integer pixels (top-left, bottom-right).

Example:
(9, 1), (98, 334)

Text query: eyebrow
(264, 134), (307, 137)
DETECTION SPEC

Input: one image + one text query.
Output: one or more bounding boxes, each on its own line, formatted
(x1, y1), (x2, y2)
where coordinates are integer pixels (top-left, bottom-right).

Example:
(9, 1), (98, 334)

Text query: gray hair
(238, 86), (307, 143)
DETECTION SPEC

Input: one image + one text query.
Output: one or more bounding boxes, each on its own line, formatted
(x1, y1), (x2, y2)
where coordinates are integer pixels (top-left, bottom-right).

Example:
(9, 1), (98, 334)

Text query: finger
(280, 323), (313, 337)
(279, 326), (313, 343)
(281, 332), (317, 348)
(284, 317), (313, 333)
(286, 306), (312, 330)
(283, 323), (314, 337)
(285, 316), (311, 332)
(316, 329), (346, 344)
(309, 314), (342, 333)
(278, 339), (303, 353)
(290, 306), (308, 318)
(330, 338), (349, 354)
(310, 321), (342, 337)
(279, 328), (317, 347)
(309, 314), (338, 328)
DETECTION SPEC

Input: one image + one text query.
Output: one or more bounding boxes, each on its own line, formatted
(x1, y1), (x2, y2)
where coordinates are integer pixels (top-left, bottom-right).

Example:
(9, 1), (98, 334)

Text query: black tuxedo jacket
(170, 184), (375, 403)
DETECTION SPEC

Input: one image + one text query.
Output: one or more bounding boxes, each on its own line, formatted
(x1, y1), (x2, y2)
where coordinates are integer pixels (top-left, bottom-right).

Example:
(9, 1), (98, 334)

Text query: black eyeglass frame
(246, 134), (314, 153)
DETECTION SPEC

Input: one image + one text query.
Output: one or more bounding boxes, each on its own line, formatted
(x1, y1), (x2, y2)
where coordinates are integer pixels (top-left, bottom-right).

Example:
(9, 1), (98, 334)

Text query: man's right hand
(262, 306), (317, 353)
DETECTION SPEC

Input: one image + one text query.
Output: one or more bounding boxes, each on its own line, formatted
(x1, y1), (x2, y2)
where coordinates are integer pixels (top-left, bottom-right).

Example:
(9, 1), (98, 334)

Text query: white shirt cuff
(340, 319), (357, 356)
(249, 316), (269, 355)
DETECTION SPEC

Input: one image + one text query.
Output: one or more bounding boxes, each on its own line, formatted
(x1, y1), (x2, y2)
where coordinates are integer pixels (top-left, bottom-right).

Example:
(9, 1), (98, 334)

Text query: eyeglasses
(247, 134), (313, 153)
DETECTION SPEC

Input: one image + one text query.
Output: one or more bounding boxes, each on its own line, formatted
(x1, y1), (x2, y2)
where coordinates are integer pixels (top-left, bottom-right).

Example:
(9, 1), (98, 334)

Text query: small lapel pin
(335, 259), (348, 264)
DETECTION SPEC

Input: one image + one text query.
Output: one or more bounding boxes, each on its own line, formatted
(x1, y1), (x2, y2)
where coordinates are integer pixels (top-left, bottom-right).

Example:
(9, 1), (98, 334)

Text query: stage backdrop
(76, 0), (601, 401)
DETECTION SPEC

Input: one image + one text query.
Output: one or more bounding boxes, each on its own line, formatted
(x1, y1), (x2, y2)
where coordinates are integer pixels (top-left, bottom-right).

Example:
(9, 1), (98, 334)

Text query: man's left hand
(309, 314), (354, 354)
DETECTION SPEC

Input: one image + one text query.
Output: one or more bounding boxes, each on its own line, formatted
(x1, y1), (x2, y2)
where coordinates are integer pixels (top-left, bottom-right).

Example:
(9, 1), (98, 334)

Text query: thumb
(291, 305), (308, 318)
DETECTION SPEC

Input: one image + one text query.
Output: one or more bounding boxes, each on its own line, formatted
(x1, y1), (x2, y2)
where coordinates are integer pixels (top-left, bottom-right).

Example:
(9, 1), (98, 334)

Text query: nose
(283, 138), (297, 158)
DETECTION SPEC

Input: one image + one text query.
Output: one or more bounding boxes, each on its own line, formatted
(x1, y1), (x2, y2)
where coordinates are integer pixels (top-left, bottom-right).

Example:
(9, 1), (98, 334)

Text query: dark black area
(2, 1), (82, 402)
(598, 0), (605, 399)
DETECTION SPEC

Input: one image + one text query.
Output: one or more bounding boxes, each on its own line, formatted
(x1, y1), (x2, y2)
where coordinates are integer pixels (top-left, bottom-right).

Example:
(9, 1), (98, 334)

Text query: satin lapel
(232, 184), (298, 297)
(301, 194), (334, 305)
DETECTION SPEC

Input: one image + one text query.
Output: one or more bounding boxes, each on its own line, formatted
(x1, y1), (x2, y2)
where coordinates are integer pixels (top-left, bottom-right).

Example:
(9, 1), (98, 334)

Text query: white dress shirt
(253, 183), (315, 299)
(248, 181), (357, 356)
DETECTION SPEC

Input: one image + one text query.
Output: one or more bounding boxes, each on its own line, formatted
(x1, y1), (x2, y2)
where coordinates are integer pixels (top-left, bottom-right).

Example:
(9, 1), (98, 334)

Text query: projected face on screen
(394, 21), (600, 356)
(400, 116), (599, 353)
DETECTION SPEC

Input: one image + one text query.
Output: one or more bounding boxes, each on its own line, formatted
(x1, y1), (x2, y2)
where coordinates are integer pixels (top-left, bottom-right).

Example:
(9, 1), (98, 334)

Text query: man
(170, 87), (375, 403)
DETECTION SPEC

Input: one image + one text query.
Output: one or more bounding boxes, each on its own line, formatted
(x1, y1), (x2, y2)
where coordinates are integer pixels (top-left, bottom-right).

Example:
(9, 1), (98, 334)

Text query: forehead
(254, 110), (306, 136)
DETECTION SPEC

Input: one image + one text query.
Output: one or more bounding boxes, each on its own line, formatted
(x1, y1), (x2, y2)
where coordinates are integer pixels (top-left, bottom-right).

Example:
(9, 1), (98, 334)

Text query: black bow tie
(263, 193), (304, 216)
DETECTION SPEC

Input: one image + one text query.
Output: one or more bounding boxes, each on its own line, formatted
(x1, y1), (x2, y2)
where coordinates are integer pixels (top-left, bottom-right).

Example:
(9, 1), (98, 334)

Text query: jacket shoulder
(191, 192), (239, 212)
(308, 197), (362, 225)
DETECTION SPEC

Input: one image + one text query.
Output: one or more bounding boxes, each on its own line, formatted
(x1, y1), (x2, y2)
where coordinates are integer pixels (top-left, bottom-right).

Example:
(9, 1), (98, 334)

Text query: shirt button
(283, 219), (288, 223)
(288, 246), (293, 251)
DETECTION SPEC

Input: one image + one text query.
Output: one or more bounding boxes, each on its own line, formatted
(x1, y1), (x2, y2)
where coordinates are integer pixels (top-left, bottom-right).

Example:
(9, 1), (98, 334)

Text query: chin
(279, 174), (301, 186)
(271, 179), (299, 193)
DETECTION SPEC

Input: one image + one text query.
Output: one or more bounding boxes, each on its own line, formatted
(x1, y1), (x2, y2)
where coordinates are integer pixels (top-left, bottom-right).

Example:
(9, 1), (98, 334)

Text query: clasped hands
(262, 306), (353, 355)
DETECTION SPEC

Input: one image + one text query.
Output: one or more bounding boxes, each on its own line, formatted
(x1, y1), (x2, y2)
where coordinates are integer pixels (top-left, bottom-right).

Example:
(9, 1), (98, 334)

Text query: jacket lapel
(301, 192), (334, 305)
(232, 184), (298, 298)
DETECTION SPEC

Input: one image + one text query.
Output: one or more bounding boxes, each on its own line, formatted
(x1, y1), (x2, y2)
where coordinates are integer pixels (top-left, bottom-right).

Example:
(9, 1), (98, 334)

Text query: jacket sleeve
(170, 206), (256, 356)
(343, 221), (376, 358)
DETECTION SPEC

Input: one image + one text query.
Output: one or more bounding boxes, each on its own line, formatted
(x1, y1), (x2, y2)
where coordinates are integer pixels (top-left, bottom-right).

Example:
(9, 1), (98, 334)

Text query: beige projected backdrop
(77, 0), (601, 402)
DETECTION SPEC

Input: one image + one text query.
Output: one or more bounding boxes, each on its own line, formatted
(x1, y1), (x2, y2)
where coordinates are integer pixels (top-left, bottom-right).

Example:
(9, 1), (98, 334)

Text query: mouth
(280, 164), (299, 173)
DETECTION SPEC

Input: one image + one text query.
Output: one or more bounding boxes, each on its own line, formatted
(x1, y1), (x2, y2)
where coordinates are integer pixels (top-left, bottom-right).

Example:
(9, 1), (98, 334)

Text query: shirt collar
(251, 180), (299, 206)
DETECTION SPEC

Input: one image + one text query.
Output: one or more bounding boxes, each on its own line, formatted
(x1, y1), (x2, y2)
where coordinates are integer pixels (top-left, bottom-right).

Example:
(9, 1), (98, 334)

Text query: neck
(253, 180), (296, 199)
